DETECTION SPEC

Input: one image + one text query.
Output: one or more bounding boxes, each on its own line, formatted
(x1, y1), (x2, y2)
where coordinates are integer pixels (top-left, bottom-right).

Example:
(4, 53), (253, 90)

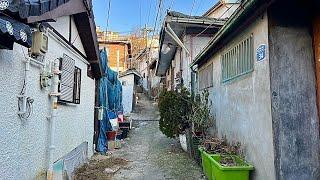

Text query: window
(221, 35), (254, 82)
(199, 63), (213, 90)
(59, 54), (81, 104)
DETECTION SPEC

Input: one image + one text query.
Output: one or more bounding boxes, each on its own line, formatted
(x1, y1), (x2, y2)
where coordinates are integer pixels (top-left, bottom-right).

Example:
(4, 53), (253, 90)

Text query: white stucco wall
(0, 17), (95, 180)
(119, 74), (135, 115)
(177, 35), (211, 91)
(206, 3), (239, 19)
(49, 16), (86, 56)
(200, 13), (275, 179)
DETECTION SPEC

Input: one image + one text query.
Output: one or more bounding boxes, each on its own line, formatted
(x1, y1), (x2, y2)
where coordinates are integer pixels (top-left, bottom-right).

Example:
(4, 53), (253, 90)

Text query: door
(313, 16), (320, 126)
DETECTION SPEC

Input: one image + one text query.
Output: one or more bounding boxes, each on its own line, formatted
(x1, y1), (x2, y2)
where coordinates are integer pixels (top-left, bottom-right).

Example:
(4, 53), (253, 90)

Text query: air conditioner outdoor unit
(31, 31), (48, 55)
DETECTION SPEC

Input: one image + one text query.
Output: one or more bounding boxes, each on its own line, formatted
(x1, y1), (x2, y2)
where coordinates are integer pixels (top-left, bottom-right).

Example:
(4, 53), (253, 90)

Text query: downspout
(47, 59), (61, 180)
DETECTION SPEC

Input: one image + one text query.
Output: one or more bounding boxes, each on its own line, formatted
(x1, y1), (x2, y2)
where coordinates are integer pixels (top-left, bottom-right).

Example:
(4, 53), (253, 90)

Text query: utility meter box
(31, 31), (48, 55)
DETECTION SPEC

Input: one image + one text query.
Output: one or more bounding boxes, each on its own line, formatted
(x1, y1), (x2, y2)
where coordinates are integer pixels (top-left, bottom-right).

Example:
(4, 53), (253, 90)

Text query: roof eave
(191, 0), (275, 68)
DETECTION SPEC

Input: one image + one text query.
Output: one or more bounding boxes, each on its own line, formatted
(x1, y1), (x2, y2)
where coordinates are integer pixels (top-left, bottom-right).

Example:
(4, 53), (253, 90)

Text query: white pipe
(165, 24), (190, 55)
(47, 59), (60, 180)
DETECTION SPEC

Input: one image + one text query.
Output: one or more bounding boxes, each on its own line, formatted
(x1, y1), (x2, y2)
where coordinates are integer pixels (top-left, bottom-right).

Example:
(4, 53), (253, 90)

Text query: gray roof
(156, 11), (225, 76)
(4, 0), (70, 19)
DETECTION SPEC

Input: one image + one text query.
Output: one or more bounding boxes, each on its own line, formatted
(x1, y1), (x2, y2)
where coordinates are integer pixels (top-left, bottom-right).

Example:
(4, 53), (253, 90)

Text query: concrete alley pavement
(112, 93), (205, 180)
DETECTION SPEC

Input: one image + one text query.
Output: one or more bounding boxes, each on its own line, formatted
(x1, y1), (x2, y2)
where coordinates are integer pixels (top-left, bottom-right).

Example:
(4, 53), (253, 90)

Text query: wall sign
(257, 44), (267, 62)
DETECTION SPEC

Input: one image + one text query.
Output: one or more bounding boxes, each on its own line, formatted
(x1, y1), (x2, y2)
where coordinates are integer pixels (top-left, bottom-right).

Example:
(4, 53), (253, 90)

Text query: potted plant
(188, 90), (214, 162)
(199, 137), (254, 180)
(189, 90), (214, 138)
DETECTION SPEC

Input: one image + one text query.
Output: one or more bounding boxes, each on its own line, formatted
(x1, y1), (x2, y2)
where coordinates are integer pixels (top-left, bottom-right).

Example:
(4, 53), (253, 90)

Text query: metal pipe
(47, 59), (60, 180)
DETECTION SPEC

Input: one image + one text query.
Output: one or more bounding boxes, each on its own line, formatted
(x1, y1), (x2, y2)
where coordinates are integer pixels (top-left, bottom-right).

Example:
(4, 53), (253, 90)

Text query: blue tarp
(97, 48), (123, 153)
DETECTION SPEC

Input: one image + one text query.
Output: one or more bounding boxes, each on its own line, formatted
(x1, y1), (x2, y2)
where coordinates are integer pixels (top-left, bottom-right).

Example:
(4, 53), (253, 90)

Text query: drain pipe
(47, 58), (61, 180)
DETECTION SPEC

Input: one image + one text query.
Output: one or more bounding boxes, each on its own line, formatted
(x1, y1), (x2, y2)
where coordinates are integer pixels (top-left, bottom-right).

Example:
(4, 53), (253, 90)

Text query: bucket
(107, 131), (117, 141)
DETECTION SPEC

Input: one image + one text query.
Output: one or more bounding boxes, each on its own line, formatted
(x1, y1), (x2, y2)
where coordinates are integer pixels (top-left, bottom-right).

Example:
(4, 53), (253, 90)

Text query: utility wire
(192, 0), (241, 39)
(106, 0), (112, 33)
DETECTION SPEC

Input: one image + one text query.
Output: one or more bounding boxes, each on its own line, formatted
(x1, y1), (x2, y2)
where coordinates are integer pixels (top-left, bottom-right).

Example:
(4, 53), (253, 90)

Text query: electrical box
(31, 31), (48, 55)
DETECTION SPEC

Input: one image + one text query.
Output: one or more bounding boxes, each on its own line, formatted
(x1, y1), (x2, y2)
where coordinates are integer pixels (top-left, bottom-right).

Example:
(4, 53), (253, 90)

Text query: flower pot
(209, 154), (254, 180)
(191, 136), (202, 164)
(199, 148), (215, 180)
(199, 148), (254, 180)
(107, 131), (117, 141)
(179, 134), (188, 152)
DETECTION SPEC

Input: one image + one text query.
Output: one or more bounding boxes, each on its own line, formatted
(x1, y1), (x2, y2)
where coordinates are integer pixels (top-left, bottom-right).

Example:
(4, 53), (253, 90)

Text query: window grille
(221, 35), (254, 82)
(199, 63), (213, 90)
(59, 54), (81, 104)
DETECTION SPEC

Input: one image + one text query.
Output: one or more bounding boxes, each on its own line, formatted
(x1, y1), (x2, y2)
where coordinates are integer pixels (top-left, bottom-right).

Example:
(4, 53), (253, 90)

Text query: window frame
(58, 54), (82, 104)
(221, 35), (254, 83)
(198, 62), (213, 90)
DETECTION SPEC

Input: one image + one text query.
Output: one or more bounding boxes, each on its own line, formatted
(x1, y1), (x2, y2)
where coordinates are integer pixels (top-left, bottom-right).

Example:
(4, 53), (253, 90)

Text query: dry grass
(74, 156), (129, 180)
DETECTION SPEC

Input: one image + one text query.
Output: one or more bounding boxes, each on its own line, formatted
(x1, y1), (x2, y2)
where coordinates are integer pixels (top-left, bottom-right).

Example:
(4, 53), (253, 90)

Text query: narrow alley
(1, 1), (320, 180)
(76, 93), (205, 180)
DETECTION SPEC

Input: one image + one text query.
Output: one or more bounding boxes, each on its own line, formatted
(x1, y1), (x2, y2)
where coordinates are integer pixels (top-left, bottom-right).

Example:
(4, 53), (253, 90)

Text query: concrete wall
(0, 17), (95, 180)
(201, 13), (275, 179)
(206, 3), (239, 19)
(268, 2), (320, 179)
(173, 35), (211, 91)
(120, 74), (135, 115)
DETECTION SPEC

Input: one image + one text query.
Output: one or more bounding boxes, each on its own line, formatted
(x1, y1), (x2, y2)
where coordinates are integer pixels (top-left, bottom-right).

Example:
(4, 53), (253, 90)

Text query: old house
(97, 30), (132, 73)
(191, 0), (320, 179)
(0, 0), (101, 179)
(119, 69), (141, 115)
(135, 44), (159, 95)
(156, 1), (237, 93)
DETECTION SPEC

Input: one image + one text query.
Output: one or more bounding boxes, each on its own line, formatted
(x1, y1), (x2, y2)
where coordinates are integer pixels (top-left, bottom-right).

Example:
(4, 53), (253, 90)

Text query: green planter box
(199, 148), (254, 180)
(199, 148), (215, 180)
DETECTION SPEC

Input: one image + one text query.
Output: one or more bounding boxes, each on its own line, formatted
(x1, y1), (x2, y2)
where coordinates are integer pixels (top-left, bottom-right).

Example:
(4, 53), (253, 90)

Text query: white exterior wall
(119, 74), (135, 115)
(49, 16), (86, 56)
(206, 3), (239, 19)
(0, 17), (95, 180)
(200, 13), (275, 179)
(178, 35), (211, 91)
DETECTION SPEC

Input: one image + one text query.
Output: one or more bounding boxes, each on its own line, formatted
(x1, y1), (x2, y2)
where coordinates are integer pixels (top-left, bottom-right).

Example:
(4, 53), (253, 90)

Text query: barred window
(199, 63), (213, 90)
(59, 54), (81, 104)
(221, 35), (254, 82)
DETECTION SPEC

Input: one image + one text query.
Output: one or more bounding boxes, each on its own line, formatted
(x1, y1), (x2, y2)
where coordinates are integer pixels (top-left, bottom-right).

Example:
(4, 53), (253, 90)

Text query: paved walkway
(112, 93), (205, 180)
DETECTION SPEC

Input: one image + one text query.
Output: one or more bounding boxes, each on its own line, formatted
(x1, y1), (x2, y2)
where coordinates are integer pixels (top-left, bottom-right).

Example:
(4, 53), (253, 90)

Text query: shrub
(158, 89), (192, 138)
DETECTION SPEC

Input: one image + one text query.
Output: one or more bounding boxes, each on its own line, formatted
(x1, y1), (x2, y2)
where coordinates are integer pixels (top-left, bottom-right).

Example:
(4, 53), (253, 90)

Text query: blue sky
(93, 0), (218, 34)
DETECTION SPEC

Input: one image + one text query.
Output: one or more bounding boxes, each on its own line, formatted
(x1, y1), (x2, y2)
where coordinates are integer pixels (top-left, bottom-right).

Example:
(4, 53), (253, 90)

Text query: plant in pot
(158, 89), (192, 151)
(189, 89), (214, 138)
(190, 90), (214, 137)
(199, 137), (254, 180)
(187, 89), (214, 162)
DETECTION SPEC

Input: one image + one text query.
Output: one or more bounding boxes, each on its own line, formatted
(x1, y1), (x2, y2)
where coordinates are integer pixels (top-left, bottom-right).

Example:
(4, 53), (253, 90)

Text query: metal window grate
(221, 35), (254, 82)
(199, 63), (213, 90)
(59, 54), (75, 103)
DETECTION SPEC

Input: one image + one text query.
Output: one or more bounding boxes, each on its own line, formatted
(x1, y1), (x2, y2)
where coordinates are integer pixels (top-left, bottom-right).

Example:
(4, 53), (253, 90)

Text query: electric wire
(106, 0), (112, 33)
(192, 0), (241, 39)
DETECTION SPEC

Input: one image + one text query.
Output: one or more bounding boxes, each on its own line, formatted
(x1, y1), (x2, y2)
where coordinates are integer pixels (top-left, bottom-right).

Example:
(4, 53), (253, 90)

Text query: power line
(106, 0), (112, 32)
(192, 0), (241, 39)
